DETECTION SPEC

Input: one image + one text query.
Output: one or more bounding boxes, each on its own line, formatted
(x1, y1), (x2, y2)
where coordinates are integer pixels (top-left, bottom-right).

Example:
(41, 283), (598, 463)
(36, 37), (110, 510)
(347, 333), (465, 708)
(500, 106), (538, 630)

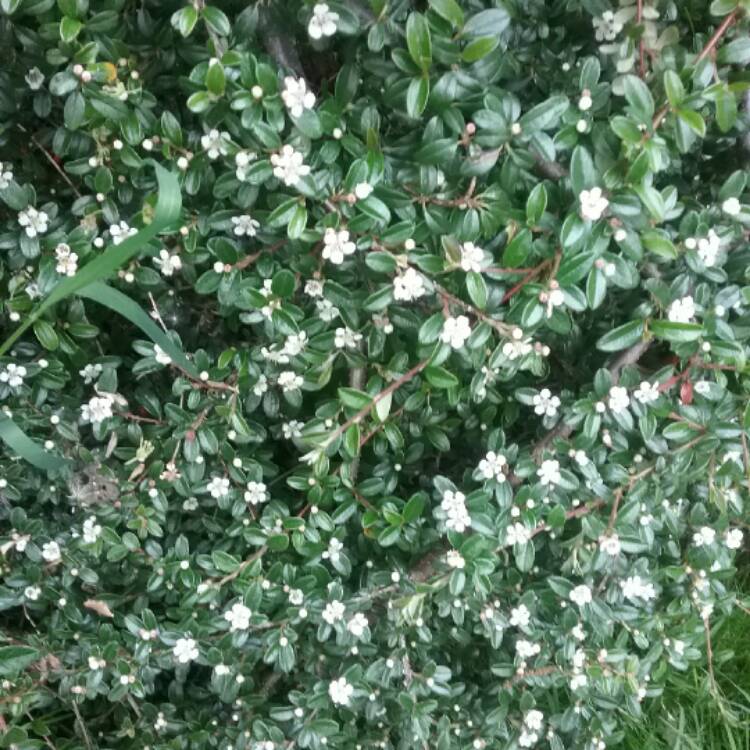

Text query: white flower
(305, 279), (324, 298)
(289, 588), (304, 605)
(372, 313), (393, 334)
(510, 604), (531, 628)
(152, 248), (182, 277)
(25, 586), (42, 601)
(109, 221), (137, 245)
(537, 459), (561, 487)
(518, 729), (538, 748)
(347, 612), (368, 638)
(25, 67), (45, 90)
(244, 481), (268, 506)
(502, 327), (533, 360)
(459, 242), (484, 272)
(173, 637), (199, 663)
(354, 182), (373, 200)
(478, 451), (507, 481)
(153, 345), (171, 365)
(281, 76), (316, 118)
(18, 206), (49, 238)
(446, 549), (465, 569)
(282, 420), (304, 439)
(722, 197), (741, 216)
(668, 295), (695, 323)
(725, 528), (743, 550)
(253, 375), (268, 396)
(334, 326), (362, 350)
(88, 656), (106, 670)
(309, 3), (339, 39)
(593, 10), (623, 42)
(599, 534), (621, 556)
(42, 541), (62, 563)
(440, 490), (471, 533)
(634, 381), (659, 404)
(516, 639), (541, 659)
(620, 575), (657, 601)
(578, 94), (593, 111)
(533, 388), (560, 418)
(81, 394), (114, 424)
(322, 227), (356, 264)
(572, 623), (586, 641)
(696, 230), (721, 267)
(441, 315), (472, 349)
(505, 522), (531, 546)
(207, 476), (230, 499)
(322, 600), (345, 625)
(224, 602), (252, 631)
(79, 363), (102, 384)
(570, 673), (588, 690)
(82, 516), (102, 544)
(692, 526), (716, 547)
(201, 129), (230, 159)
(316, 298), (339, 321)
(570, 584), (592, 607)
(579, 187), (609, 221)
(524, 709), (544, 731)
(608, 385), (630, 414)
(54, 242), (78, 276)
(323, 537), (343, 562)
(0, 363), (27, 389)
(271, 144), (310, 187)
(283, 332), (308, 357)
(0, 161), (13, 189)
(393, 267), (426, 301)
(278, 371), (303, 392)
(694, 380), (711, 396)
(232, 214), (260, 237)
(328, 676), (353, 706)
(234, 150), (257, 180)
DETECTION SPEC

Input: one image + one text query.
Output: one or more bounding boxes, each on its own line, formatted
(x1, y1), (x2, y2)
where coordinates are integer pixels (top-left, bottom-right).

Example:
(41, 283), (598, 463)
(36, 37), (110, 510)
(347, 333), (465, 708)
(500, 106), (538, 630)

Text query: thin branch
(501, 260), (551, 304)
(435, 283), (515, 338)
(18, 125), (82, 198)
(637, 0), (646, 78)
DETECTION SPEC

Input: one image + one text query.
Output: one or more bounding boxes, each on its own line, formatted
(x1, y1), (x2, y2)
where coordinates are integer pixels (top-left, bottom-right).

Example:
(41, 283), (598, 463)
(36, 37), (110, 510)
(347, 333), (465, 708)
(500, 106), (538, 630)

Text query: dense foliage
(1, 0), (749, 748)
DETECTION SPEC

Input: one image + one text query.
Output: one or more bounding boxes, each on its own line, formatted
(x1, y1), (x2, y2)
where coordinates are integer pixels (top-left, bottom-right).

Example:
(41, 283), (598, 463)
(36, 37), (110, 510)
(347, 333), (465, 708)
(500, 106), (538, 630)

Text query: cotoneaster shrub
(1, 0), (749, 748)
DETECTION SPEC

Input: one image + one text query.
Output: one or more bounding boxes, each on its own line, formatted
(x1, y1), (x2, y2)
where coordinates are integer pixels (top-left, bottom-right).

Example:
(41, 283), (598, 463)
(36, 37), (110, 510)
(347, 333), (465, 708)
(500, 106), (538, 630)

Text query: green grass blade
(0, 160), (181, 356)
(78, 282), (198, 377)
(0, 414), (68, 470)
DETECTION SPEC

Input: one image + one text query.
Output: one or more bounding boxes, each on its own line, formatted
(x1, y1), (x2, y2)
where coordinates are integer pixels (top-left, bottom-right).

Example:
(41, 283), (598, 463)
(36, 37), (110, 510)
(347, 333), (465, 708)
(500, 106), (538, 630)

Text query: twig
(434, 283), (515, 338)
(703, 614), (717, 693)
(232, 239), (286, 271)
(650, 11), (738, 134)
(71, 700), (95, 750)
(502, 665), (561, 689)
(501, 260), (551, 304)
(18, 124), (82, 198)
(637, 0), (646, 78)
(215, 545), (268, 588)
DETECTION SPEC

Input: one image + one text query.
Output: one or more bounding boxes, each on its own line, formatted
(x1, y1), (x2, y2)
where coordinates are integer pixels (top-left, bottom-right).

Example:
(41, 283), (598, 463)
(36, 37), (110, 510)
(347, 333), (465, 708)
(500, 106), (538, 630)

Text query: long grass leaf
(0, 415), (67, 470)
(0, 160), (181, 356)
(78, 282), (198, 377)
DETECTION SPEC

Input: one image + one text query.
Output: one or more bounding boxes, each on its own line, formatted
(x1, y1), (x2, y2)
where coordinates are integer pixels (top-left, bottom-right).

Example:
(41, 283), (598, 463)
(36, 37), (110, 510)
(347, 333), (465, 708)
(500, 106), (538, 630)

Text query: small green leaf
(406, 76), (429, 118)
(596, 320), (644, 352)
(171, 6), (198, 36)
(428, 0), (464, 27)
(271, 269), (295, 298)
(338, 387), (373, 410)
(519, 95), (569, 133)
(33, 319), (59, 350)
(424, 365), (458, 389)
(570, 146), (597, 194)
(676, 108), (706, 137)
(462, 36), (499, 62)
(0, 646), (41, 675)
(202, 5), (230, 36)
(60, 15), (82, 42)
(406, 12), (432, 72)
(650, 320), (704, 342)
(526, 183), (547, 225)
(642, 229), (677, 259)
(663, 70), (685, 107)
(206, 61), (226, 96)
(466, 270), (487, 309)
(622, 74), (655, 123)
